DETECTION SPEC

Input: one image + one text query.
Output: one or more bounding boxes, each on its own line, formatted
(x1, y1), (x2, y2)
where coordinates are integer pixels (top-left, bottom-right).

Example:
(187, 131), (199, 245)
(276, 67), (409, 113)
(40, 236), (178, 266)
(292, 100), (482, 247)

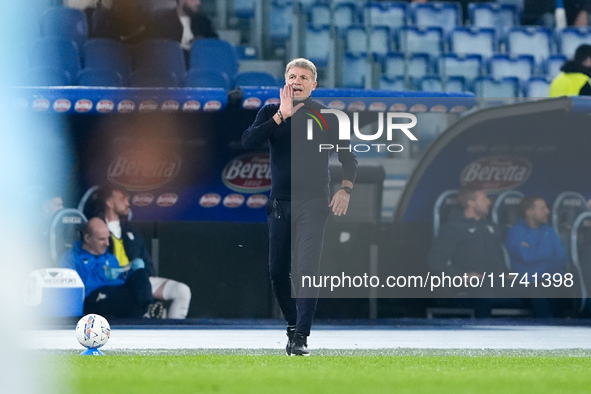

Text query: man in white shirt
(90, 186), (192, 319)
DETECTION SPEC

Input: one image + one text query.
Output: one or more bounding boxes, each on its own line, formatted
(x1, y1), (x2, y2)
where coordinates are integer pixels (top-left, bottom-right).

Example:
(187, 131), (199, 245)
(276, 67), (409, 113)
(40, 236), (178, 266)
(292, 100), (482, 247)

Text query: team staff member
(90, 186), (192, 319)
(550, 44), (591, 97)
(505, 196), (568, 317)
(60, 218), (161, 319)
(242, 58), (357, 356)
(428, 188), (508, 317)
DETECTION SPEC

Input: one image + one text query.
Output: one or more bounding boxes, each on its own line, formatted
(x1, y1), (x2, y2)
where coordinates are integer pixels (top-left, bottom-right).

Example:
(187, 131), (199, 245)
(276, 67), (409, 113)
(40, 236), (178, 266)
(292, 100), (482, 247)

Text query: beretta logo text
(460, 155), (532, 192)
(222, 153), (271, 193)
(108, 150), (181, 191)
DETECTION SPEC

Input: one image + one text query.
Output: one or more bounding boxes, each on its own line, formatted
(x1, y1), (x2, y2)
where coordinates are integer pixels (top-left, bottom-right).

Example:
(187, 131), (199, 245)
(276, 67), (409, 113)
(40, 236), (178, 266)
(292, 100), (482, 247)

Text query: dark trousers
(84, 268), (154, 319)
(267, 196), (329, 336)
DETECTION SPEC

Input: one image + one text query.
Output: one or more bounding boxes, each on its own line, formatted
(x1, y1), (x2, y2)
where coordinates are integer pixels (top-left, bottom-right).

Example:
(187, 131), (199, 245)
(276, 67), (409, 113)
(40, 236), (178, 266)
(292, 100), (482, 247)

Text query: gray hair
(285, 58), (317, 82)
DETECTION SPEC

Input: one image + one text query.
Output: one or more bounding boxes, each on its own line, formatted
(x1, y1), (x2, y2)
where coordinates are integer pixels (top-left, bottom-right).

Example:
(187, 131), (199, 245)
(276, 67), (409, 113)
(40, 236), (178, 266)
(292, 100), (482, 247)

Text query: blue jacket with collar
(505, 218), (568, 275)
(59, 241), (126, 296)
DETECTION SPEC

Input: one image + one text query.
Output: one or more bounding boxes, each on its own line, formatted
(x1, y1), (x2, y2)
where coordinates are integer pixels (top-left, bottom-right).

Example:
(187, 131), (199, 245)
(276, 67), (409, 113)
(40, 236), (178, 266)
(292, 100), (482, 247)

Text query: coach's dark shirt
(241, 97), (357, 200)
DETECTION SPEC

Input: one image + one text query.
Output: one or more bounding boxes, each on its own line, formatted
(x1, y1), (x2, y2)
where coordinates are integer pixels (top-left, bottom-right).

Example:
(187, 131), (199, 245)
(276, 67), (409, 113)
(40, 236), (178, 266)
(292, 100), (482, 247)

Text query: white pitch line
(27, 326), (591, 351)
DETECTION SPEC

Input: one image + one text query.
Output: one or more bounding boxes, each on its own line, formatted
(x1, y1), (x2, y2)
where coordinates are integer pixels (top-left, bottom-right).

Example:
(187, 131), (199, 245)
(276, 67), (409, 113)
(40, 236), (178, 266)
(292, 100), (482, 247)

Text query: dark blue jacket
(429, 210), (507, 277)
(150, 8), (218, 42)
(108, 220), (156, 277)
(505, 219), (568, 275)
(241, 97), (358, 200)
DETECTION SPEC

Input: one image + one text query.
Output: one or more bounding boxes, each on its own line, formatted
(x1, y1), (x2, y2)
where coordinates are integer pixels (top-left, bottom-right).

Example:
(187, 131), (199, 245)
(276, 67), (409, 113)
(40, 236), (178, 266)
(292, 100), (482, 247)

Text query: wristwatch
(340, 186), (352, 194)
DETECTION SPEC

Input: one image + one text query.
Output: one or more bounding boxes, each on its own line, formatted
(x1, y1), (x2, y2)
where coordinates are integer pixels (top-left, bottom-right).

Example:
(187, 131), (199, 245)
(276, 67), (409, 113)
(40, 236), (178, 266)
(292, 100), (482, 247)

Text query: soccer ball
(76, 314), (110, 349)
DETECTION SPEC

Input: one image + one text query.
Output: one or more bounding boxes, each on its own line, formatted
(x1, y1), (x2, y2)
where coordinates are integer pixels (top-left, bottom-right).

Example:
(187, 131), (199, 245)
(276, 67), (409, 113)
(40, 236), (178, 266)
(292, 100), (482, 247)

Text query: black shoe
(285, 325), (296, 356)
(143, 302), (164, 319)
(290, 333), (310, 356)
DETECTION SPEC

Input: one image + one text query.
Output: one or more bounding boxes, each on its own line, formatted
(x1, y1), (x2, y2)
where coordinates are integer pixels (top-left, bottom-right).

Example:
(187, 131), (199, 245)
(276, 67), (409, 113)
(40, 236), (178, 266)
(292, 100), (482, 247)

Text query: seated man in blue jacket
(505, 196), (569, 317)
(60, 217), (163, 319)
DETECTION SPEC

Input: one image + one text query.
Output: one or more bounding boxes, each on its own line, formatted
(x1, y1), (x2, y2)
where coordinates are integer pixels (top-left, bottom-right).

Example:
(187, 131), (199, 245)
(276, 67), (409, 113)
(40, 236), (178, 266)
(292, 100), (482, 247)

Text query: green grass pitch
(43, 349), (591, 393)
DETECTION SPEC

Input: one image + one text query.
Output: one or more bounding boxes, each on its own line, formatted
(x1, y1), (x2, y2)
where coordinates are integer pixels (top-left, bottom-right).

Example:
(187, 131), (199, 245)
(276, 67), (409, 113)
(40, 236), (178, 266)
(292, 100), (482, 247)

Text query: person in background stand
(150, 0), (218, 51)
(522, 0), (591, 27)
(550, 44), (591, 97)
(90, 186), (192, 319)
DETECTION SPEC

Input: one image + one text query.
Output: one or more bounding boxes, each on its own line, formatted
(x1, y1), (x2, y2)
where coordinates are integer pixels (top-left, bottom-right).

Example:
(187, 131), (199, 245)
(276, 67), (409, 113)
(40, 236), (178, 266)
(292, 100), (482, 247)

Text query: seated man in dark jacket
(150, 0), (218, 51)
(428, 188), (508, 316)
(89, 186), (192, 319)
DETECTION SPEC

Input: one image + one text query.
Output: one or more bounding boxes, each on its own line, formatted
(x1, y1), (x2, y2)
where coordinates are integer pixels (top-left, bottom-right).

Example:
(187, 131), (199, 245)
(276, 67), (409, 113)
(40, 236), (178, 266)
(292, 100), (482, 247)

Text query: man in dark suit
(151, 0), (218, 51)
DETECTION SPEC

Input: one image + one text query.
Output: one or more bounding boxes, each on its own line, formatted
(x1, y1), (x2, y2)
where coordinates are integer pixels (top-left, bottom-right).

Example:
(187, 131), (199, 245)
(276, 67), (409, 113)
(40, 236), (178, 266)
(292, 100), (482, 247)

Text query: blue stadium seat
(473, 76), (520, 97)
(489, 54), (535, 85)
(571, 211), (591, 313)
(305, 24), (332, 67)
(363, 2), (408, 29)
(444, 76), (467, 92)
(234, 71), (278, 87)
(334, 3), (359, 30)
(129, 69), (179, 88)
(133, 39), (186, 83)
(398, 26), (444, 57)
(345, 26), (368, 54)
(77, 68), (125, 87)
(234, 0), (256, 19)
(342, 52), (367, 88)
(524, 77), (551, 98)
(40, 6), (88, 49)
(495, 0), (524, 11)
(25, 66), (71, 86)
(309, 4), (331, 28)
(438, 53), (482, 84)
(369, 27), (391, 56)
(507, 27), (553, 66)
(450, 27), (496, 60)
(295, 0), (316, 12)
(407, 53), (432, 85)
(49, 208), (88, 264)
(185, 69), (231, 89)
(30, 37), (81, 82)
(491, 190), (524, 235)
(382, 52), (406, 78)
(344, 25), (392, 57)
(419, 75), (444, 92)
(410, 2), (461, 36)
(379, 75), (407, 90)
(190, 39), (239, 82)
(433, 189), (459, 237)
(418, 75), (464, 93)
(552, 192), (590, 255)
(82, 38), (132, 84)
(468, 3), (518, 39)
(235, 45), (258, 60)
(544, 55), (567, 79)
(270, 0), (292, 45)
(558, 28), (591, 59)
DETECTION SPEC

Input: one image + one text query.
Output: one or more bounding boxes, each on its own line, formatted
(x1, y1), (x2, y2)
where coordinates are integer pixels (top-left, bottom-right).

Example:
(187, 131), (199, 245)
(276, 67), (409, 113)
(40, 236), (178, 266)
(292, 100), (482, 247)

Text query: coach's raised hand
(279, 84), (305, 120)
